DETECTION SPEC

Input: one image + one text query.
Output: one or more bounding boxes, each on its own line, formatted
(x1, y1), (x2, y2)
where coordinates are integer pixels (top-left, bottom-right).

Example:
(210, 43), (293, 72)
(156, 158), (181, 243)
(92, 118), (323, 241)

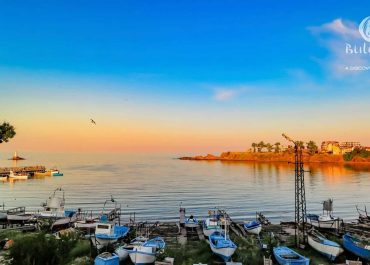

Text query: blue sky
(0, 1), (370, 152)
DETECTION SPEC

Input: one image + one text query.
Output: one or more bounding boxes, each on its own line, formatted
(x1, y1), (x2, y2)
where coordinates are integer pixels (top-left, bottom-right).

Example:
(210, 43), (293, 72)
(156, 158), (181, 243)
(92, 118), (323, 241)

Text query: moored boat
(0, 211), (7, 221)
(0, 175), (7, 181)
(51, 169), (64, 176)
(243, 220), (262, 235)
(39, 188), (75, 219)
(185, 215), (199, 228)
(343, 233), (370, 261)
(209, 231), (237, 262)
(95, 215), (130, 247)
(273, 246), (309, 265)
(308, 229), (343, 261)
(307, 199), (342, 230)
(94, 252), (119, 265)
(128, 237), (165, 265)
(7, 213), (34, 223)
(9, 170), (29, 180)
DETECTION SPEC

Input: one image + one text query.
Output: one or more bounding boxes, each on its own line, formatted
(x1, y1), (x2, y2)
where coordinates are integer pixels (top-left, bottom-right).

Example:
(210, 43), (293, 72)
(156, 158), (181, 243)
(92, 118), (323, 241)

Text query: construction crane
(282, 133), (307, 248)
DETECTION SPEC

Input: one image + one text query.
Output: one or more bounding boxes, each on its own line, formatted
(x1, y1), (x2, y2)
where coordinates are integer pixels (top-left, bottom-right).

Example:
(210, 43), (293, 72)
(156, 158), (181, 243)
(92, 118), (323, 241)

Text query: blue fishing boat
(94, 252), (119, 265)
(185, 215), (199, 228)
(243, 220), (262, 235)
(343, 233), (370, 261)
(209, 231), (237, 262)
(273, 246), (310, 265)
(95, 215), (130, 247)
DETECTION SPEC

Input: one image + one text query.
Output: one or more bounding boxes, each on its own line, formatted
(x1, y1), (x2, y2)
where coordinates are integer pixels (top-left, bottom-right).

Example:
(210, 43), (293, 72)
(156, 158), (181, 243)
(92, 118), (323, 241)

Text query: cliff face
(180, 151), (370, 163)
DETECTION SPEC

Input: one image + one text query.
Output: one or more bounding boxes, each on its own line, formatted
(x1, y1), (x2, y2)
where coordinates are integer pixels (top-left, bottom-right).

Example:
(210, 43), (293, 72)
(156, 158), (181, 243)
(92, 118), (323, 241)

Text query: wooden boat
(9, 170), (29, 180)
(308, 229), (343, 261)
(243, 220), (262, 235)
(128, 237), (165, 265)
(185, 215), (199, 228)
(34, 171), (52, 177)
(209, 231), (237, 262)
(343, 233), (370, 261)
(94, 252), (119, 265)
(273, 246), (310, 265)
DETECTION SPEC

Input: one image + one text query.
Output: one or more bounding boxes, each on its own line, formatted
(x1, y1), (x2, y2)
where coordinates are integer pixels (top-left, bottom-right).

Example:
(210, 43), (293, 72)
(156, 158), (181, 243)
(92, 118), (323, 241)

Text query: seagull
(90, 119), (96, 125)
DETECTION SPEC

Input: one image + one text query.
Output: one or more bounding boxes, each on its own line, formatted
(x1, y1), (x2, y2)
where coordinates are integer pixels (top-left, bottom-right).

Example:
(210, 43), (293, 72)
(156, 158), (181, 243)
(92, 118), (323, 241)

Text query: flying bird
(90, 119), (96, 125)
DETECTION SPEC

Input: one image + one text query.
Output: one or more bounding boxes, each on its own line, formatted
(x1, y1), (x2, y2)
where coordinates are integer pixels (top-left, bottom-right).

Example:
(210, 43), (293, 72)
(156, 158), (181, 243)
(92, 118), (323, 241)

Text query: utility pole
(282, 133), (307, 247)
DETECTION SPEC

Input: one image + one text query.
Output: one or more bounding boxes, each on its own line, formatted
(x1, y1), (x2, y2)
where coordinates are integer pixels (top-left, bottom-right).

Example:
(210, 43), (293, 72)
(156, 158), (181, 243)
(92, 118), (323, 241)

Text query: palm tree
(274, 142), (281, 153)
(251, 143), (257, 153)
(306, 140), (318, 155)
(0, 122), (16, 144)
(266, 143), (273, 152)
(257, 141), (265, 152)
(296, 141), (305, 149)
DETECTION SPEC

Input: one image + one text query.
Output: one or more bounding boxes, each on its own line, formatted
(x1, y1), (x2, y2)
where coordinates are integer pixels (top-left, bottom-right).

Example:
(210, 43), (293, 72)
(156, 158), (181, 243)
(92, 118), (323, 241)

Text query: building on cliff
(321, 141), (362, 155)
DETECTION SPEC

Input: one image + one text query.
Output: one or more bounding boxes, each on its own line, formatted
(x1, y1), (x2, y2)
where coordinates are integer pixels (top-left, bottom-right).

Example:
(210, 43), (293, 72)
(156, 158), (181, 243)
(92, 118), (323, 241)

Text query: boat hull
(343, 234), (370, 261)
(308, 235), (343, 261)
(244, 221), (262, 235)
(115, 246), (130, 261)
(210, 244), (236, 262)
(129, 246), (156, 264)
(95, 236), (118, 247)
(203, 227), (219, 237)
(273, 246), (310, 265)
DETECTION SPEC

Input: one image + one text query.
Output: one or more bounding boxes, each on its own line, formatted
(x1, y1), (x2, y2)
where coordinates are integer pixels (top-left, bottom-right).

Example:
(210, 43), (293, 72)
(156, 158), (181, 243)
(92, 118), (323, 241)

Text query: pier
(0, 165), (46, 176)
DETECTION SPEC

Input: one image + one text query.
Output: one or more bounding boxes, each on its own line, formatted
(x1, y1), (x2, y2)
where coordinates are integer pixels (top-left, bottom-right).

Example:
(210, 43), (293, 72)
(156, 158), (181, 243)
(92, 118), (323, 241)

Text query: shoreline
(179, 151), (370, 164)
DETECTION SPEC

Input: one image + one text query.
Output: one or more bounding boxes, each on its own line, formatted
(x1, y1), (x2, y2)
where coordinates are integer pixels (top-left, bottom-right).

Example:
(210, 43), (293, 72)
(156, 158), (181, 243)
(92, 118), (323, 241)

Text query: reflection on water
(0, 152), (369, 222)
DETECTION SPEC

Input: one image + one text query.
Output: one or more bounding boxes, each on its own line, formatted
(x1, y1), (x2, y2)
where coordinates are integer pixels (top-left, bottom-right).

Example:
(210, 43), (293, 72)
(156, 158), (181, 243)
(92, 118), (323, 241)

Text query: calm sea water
(0, 152), (369, 223)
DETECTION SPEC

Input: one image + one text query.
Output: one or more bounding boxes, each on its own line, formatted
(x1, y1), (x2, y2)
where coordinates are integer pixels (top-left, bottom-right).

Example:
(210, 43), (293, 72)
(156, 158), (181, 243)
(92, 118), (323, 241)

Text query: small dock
(0, 166), (46, 176)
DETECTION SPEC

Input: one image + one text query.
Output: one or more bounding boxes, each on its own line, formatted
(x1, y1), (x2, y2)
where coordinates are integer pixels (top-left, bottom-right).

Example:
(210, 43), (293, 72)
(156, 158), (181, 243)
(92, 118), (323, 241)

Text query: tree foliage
(0, 122), (16, 144)
(306, 141), (318, 155)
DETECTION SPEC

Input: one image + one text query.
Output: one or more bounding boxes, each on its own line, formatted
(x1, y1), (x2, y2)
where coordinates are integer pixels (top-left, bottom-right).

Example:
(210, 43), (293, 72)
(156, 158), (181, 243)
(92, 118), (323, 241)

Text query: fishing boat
(128, 237), (165, 265)
(94, 252), (119, 265)
(95, 215), (130, 247)
(209, 231), (237, 262)
(0, 211), (7, 221)
(185, 215), (199, 228)
(343, 233), (370, 261)
(39, 188), (75, 218)
(51, 169), (63, 176)
(115, 237), (147, 262)
(273, 246), (310, 265)
(307, 199), (342, 230)
(7, 214), (33, 224)
(34, 170), (52, 177)
(0, 176), (7, 181)
(307, 229), (343, 261)
(9, 170), (29, 180)
(243, 220), (262, 235)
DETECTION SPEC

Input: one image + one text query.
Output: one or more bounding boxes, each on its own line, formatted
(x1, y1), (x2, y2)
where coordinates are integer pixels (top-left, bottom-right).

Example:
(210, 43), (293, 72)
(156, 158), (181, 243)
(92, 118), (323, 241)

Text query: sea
(0, 152), (369, 223)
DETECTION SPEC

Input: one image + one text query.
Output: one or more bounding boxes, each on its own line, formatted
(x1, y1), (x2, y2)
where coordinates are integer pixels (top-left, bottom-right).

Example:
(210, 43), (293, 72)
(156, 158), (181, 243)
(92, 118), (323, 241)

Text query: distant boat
(9, 170), (29, 180)
(243, 220), (262, 235)
(128, 237), (165, 265)
(51, 169), (63, 176)
(273, 246), (310, 265)
(0, 176), (7, 181)
(94, 252), (119, 265)
(308, 229), (343, 261)
(7, 214), (33, 223)
(185, 215), (199, 228)
(343, 233), (370, 261)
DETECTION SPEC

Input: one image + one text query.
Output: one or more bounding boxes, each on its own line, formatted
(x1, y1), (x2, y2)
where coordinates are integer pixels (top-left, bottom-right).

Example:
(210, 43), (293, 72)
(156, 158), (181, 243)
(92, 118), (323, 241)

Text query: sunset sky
(1, 1), (370, 153)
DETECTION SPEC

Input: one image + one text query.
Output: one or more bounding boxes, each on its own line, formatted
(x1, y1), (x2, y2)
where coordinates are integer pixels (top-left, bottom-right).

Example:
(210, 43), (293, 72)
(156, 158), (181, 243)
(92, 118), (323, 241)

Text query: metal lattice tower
(282, 134), (307, 247)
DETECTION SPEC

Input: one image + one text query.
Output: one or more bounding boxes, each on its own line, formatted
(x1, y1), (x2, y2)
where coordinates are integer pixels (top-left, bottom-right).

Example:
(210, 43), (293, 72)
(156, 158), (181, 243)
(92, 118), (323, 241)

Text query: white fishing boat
(115, 237), (146, 262)
(128, 237), (165, 265)
(203, 210), (222, 237)
(185, 215), (199, 228)
(243, 220), (262, 235)
(9, 170), (29, 180)
(307, 199), (342, 230)
(94, 216), (130, 247)
(39, 188), (75, 218)
(308, 229), (343, 261)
